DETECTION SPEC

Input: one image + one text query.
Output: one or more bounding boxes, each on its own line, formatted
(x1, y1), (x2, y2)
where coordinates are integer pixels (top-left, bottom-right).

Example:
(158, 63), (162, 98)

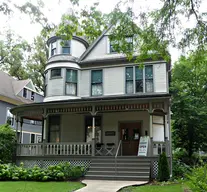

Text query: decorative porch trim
(47, 106), (92, 114)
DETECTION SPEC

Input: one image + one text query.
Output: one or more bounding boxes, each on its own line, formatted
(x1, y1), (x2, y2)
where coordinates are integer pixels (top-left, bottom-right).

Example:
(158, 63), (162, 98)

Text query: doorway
(120, 122), (141, 156)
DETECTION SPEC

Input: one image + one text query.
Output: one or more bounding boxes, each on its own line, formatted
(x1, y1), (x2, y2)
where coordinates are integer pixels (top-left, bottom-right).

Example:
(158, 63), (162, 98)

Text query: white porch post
(149, 103), (153, 156)
(19, 118), (23, 143)
(91, 106), (96, 156)
(15, 116), (19, 143)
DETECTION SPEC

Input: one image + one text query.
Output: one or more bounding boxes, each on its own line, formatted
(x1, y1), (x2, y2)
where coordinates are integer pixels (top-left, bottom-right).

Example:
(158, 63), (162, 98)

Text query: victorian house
(11, 27), (171, 181)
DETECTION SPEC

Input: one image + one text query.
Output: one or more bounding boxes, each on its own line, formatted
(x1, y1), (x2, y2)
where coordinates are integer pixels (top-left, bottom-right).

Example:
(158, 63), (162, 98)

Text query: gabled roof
(0, 71), (35, 105)
(79, 25), (112, 61)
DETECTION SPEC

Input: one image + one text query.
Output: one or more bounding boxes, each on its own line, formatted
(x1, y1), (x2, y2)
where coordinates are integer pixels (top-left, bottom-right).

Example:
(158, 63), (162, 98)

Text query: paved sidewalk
(75, 180), (148, 192)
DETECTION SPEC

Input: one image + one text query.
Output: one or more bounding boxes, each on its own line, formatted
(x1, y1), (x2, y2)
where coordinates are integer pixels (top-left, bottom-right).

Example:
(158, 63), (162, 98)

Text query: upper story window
(51, 41), (57, 56)
(51, 68), (61, 78)
(23, 88), (27, 98)
(31, 91), (35, 101)
(125, 65), (153, 94)
(62, 40), (71, 54)
(6, 108), (14, 126)
(109, 36), (133, 53)
(91, 70), (103, 96)
(65, 69), (77, 96)
(145, 65), (153, 92)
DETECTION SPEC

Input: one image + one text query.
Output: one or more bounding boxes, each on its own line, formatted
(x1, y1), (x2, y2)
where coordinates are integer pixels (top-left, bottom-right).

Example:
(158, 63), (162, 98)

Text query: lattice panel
(17, 159), (91, 170)
(152, 160), (158, 178)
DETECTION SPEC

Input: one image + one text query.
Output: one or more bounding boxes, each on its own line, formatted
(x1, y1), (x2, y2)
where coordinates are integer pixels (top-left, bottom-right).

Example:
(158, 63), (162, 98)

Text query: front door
(120, 122), (141, 156)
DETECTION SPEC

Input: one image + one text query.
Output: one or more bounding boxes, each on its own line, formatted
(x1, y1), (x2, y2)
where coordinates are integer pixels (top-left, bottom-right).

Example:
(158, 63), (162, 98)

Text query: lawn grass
(120, 183), (189, 192)
(0, 181), (84, 192)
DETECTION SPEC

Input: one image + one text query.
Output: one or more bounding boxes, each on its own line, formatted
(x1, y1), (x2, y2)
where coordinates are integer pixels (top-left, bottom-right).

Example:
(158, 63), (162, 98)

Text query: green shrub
(172, 159), (190, 179)
(0, 162), (85, 181)
(0, 124), (16, 163)
(187, 165), (207, 192)
(158, 152), (170, 182)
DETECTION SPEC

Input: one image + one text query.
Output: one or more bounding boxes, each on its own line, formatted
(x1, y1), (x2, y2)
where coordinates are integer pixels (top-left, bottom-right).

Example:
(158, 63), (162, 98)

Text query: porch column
(19, 118), (23, 143)
(149, 103), (153, 156)
(92, 115), (96, 156)
(15, 116), (19, 143)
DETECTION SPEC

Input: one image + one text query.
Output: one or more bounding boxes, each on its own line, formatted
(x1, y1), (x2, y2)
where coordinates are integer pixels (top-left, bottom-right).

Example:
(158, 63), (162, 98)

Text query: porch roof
(11, 93), (170, 121)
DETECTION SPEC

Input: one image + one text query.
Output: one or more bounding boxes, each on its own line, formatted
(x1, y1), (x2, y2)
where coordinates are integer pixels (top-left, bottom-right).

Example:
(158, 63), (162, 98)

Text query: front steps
(85, 156), (150, 181)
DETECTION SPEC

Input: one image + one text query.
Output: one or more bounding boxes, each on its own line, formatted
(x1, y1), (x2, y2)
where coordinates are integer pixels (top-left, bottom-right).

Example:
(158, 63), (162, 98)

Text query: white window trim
(5, 107), (15, 127)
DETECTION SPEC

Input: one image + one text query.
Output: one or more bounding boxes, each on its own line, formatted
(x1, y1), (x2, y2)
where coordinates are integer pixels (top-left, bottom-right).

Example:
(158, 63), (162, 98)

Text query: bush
(0, 162), (85, 181)
(0, 124), (16, 163)
(157, 152), (170, 182)
(172, 159), (190, 179)
(187, 164), (207, 192)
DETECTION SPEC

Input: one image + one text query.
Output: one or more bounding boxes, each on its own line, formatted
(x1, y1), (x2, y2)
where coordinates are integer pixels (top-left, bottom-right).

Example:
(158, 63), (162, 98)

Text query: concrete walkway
(75, 180), (148, 192)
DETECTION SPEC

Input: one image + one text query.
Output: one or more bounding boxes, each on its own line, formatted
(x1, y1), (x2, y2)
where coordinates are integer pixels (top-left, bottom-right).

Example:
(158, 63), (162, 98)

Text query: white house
(11, 27), (171, 181)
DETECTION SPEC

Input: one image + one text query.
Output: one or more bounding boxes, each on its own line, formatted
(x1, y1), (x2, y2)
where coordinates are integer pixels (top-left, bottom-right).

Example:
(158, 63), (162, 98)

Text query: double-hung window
(126, 67), (134, 94)
(48, 115), (60, 143)
(91, 70), (103, 96)
(6, 108), (14, 126)
(66, 69), (77, 95)
(135, 67), (143, 92)
(51, 68), (61, 78)
(145, 65), (153, 92)
(23, 88), (27, 98)
(62, 40), (70, 54)
(51, 41), (56, 56)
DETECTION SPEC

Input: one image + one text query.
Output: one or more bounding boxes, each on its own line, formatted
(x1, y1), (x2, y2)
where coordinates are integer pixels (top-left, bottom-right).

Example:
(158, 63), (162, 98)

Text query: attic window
(31, 91), (35, 101)
(23, 88), (27, 98)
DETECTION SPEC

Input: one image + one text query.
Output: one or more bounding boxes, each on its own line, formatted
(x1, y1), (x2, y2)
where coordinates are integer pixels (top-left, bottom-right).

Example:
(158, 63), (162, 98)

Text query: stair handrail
(115, 140), (122, 176)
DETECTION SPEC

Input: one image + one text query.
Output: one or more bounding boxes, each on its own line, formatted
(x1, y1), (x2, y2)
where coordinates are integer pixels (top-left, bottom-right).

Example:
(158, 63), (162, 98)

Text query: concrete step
(90, 162), (150, 167)
(84, 175), (149, 181)
(89, 166), (150, 171)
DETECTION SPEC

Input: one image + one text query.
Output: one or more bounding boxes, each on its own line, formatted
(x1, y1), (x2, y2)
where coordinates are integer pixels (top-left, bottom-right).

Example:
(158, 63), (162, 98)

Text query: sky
(1, 0), (206, 63)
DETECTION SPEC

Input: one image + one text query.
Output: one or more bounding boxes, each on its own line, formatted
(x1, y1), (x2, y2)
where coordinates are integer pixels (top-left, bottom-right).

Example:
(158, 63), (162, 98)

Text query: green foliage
(171, 50), (207, 159)
(0, 162), (85, 181)
(158, 152), (170, 182)
(0, 124), (16, 164)
(187, 165), (207, 192)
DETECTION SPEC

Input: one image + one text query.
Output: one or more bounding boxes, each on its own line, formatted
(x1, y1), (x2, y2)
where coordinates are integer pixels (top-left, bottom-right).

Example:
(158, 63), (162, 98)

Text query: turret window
(51, 68), (61, 78)
(51, 41), (56, 56)
(62, 40), (71, 54)
(66, 69), (77, 96)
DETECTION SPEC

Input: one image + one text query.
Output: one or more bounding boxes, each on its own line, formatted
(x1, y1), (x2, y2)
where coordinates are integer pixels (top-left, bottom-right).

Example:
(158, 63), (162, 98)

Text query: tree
(158, 152), (170, 181)
(171, 50), (207, 159)
(0, 124), (16, 163)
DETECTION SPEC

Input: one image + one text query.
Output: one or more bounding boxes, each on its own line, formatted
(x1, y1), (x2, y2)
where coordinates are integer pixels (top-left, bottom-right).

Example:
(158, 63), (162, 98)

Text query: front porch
(11, 95), (171, 179)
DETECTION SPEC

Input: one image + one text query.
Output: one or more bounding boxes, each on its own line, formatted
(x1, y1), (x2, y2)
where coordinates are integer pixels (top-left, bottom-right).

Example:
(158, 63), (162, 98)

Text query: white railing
(17, 144), (43, 156)
(17, 142), (91, 156)
(45, 142), (91, 156)
(152, 141), (170, 156)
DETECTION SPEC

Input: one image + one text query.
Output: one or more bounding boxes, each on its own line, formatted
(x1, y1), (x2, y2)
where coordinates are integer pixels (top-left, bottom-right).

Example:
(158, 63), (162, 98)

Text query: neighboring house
(11, 27), (171, 180)
(0, 71), (43, 143)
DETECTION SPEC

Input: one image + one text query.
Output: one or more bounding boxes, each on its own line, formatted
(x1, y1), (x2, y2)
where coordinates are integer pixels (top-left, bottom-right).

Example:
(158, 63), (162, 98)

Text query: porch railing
(152, 140), (170, 156)
(16, 142), (91, 156)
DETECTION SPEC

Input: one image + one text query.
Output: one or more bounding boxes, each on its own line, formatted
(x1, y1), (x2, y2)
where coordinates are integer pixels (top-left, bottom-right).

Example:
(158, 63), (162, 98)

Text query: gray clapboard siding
(154, 63), (167, 93)
(80, 70), (90, 97)
(103, 67), (125, 95)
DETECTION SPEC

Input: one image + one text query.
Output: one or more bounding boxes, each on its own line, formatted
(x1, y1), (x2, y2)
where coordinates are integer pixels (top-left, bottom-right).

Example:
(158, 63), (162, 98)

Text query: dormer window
(51, 41), (56, 56)
(23, 88), (27, 98)
(31, 91), (35, 101)
(62, 40), (71, 54)
(51, 68), (61, 78)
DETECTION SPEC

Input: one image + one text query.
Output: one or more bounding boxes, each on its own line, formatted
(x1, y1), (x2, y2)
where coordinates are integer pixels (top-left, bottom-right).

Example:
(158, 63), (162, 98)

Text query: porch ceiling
(11, 93), (170, 120)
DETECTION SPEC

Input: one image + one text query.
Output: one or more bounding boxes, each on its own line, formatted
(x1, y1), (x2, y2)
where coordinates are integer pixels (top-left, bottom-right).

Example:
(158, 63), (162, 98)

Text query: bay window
(135, 67), (143, 92)
(126, 67), (134, 94)
(125, 65), (153, 94)
(66, 69), (78, 96)
(91, 70), (103, 96)
(145, 65), (153, 92)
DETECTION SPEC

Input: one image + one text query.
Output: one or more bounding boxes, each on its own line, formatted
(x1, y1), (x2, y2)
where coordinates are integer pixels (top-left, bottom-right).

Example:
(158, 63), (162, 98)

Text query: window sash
(66, 70), (77, 83)
(51, 68), (61, 78)
(91, 83), (103, 96)
(126, 67), (133, 81)
(91, 70), (102, 84)
(126, 80), (134, 94)
(66, 82), (77, 95)
(23, 88), (27, 98)
(136, 80), (143, 92)
(145, 65), (153, 92)
(62, 41), (70, 54)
